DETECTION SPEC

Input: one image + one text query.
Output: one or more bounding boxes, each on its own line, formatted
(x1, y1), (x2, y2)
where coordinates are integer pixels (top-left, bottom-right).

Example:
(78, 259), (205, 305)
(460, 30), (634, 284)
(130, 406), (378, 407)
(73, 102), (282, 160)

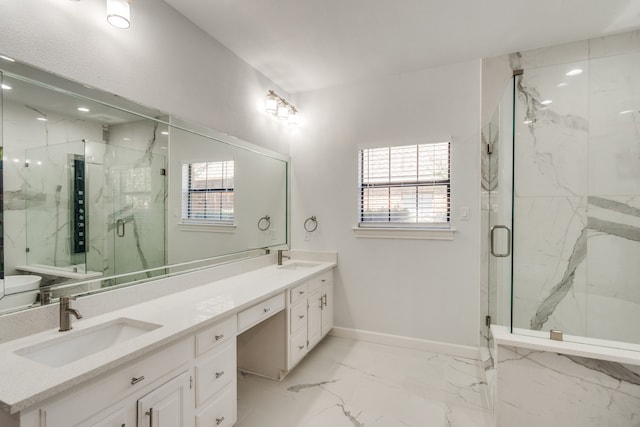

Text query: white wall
(291, 60), (482, 347)
(0, 0), (291, 155)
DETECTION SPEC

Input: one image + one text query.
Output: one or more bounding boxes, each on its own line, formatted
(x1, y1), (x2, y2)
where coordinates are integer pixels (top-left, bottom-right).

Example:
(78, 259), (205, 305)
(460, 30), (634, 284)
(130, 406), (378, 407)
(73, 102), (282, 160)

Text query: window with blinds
(358, 142), (450, 227)
(181, 160), (234, 224)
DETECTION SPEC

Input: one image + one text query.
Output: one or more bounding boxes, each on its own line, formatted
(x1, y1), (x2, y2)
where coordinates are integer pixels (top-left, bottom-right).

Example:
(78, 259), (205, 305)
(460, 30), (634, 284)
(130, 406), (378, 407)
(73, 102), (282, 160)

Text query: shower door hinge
(25, 247), (30, 253)
(485, 315), (492, 327)
(160, 168), (166, 176)
(486, 143), (493, 155)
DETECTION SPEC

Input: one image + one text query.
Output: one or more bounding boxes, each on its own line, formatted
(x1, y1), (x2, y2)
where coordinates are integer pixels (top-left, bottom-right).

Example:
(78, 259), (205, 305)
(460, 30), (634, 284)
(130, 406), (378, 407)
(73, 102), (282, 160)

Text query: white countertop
(0, 259), (336, 414)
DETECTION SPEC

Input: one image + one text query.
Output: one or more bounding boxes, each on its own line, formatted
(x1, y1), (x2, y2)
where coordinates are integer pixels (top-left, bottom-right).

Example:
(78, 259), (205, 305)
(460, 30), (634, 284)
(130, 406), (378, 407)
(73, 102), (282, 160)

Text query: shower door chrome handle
(490, 225), (511, 257)
(116, 219), (125, 237)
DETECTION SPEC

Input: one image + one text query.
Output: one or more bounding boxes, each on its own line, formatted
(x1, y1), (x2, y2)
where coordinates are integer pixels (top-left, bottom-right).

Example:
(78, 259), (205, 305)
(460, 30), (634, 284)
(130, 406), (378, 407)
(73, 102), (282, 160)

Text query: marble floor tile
(236, 336), (493, 427)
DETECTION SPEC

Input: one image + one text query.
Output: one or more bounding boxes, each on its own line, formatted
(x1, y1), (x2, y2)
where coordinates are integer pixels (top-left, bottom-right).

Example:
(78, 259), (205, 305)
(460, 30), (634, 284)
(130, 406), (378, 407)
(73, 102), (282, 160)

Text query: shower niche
(19, 139), (166, 282)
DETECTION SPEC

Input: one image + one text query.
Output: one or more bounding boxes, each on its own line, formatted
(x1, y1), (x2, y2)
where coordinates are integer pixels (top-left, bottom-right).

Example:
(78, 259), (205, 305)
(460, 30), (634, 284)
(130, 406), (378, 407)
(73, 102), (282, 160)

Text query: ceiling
(164, 0), (640, 94)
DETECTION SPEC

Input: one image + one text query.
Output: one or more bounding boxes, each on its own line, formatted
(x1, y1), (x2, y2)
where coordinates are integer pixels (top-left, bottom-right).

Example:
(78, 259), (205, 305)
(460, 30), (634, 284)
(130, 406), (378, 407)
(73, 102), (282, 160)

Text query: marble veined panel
(587, 196), (640, 303)
(512, 196), (587, 334)
(514, 62), (589, 197)
(588, 53), (640, 197)
(586, 195), (640, 343)
(496, 345), (640, 427)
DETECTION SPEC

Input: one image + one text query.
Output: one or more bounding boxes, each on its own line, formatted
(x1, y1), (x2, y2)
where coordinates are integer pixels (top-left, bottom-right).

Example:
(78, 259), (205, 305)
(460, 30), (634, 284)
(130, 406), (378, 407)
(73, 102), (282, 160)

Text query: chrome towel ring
(304, 216), (318, 232)
(257, 215), (271, 231)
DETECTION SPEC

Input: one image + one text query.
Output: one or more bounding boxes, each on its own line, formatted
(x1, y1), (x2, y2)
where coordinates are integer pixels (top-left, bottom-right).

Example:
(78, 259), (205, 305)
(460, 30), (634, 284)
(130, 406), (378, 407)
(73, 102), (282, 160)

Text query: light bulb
(265, 96), (277, 113)
(277, 104), (289, 120)
(288, 111), (298, 126)
(107, 0), (130, 29)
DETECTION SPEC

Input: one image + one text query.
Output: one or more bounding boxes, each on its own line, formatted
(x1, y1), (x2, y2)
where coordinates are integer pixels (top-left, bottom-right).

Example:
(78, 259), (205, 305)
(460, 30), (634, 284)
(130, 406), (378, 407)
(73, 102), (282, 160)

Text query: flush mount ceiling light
(264, 90), (300, 127)
(107, 0), (132, 29)
(77, 107), (90, 112)
(566, 69), (583, 77)
(1, 83), (11, 90)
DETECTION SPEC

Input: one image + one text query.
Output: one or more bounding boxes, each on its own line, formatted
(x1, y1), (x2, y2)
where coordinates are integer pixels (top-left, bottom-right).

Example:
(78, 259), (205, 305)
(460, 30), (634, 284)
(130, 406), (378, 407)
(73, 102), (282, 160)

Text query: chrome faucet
(59, 296), (83, 332)
(277, 249), (290, 266)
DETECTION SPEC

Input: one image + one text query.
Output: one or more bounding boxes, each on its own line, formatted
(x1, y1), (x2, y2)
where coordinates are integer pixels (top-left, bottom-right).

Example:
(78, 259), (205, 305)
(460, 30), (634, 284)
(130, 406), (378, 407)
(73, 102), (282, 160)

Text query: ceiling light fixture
(620, 110), (635, 115)
(565, 69), (583, 77)
(0, 55), (15, 62)
(107, 0), (131, 29)
(77, 107), (90, 112)
(264, 90), (300, 127)
(540, 99), (553, 105)
(1, 84), (11, 90)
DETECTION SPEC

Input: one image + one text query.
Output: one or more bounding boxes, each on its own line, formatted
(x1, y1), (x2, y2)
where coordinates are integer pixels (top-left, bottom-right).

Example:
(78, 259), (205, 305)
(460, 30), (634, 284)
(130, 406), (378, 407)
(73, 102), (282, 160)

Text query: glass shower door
(108, 144), (166, 283)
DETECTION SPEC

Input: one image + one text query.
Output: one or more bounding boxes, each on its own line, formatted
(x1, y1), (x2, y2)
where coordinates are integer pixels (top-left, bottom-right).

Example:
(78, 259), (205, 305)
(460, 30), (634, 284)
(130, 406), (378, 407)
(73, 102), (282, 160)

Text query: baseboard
(329, 327), (480, 360)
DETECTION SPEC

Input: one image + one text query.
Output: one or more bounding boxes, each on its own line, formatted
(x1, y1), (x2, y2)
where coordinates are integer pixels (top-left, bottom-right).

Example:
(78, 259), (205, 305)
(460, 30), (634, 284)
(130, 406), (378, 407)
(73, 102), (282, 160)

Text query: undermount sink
(15, 318), (161, 367)
(277, 261), (322, 270)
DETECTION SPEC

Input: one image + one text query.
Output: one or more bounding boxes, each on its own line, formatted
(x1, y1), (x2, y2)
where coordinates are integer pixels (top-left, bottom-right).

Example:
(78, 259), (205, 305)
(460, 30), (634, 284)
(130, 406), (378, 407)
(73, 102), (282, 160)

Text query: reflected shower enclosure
(24, 140), (166, 281)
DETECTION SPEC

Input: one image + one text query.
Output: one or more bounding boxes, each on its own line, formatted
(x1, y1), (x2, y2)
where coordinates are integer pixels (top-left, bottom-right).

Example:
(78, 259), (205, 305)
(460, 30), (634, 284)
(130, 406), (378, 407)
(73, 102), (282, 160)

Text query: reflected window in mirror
(181, 160), (235, 224)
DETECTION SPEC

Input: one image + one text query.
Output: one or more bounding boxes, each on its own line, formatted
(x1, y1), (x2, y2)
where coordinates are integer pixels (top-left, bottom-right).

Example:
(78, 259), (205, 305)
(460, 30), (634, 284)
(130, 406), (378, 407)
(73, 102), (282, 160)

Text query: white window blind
(358, 142), (450, 227)
(181, 160), (234, 224)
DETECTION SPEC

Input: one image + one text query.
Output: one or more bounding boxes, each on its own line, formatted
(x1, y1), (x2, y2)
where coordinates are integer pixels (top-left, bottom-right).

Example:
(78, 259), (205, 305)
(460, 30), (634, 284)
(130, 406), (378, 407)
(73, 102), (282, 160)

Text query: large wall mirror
(0, 59), (288, 314)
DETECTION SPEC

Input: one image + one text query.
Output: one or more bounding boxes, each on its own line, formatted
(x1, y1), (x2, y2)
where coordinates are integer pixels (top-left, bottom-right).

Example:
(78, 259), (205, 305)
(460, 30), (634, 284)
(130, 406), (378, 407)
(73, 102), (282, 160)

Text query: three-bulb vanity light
(265, 90), (299, 126)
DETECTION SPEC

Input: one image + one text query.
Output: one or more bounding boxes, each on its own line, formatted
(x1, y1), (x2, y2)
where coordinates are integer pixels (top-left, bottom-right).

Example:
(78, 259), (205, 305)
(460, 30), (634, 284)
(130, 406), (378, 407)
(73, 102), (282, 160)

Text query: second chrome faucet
(277, 249), (290, 266)
(59, 296), (83, 332)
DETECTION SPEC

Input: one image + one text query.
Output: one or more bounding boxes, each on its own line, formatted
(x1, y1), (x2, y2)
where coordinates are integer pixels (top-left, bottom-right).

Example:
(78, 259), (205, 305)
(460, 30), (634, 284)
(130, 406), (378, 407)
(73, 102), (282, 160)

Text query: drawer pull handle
(215, 370), (225, 379)
(263, 308), (270, 313)
(298, 314), (305, 319)
(215, 334), (224, 341)
(131, 375), (145, 385)
(216, 416), (225, 425)
(298, 290), (305, 295)
(146, 408), (153, 427)
(321, 279), (326, 283)
(298, 345), (305, 350)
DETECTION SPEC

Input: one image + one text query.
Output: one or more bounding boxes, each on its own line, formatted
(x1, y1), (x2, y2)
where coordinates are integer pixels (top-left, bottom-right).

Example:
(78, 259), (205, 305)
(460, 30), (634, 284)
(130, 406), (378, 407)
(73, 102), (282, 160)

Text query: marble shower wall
(2, 95), (167, 281)
(481, 29), (640, 346)
(3, 99), (103, 275)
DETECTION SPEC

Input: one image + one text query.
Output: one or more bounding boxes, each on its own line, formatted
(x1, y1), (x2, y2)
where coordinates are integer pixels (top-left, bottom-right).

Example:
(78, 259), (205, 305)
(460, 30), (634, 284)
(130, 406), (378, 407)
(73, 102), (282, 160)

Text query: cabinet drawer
(289, 327), (307, 368)
(195, 316), (236, 357)
(195, 341), (236, 407)
(237, 292), (285, 333)
(289, 282), (307, 305)
(308, 270), (332, 293)
(196, 383), (236, 427)
(41, 338), (192, 426)
(290, 301), (307, 334)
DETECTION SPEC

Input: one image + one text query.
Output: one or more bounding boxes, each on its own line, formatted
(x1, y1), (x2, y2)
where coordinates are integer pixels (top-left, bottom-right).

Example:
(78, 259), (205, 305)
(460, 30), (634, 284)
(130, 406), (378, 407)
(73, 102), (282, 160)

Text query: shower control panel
(72, 156), (87, 254)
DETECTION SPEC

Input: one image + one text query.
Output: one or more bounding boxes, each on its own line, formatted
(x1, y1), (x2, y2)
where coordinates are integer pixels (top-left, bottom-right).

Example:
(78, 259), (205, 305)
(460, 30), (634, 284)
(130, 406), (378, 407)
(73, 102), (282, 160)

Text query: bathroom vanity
(0, 257), (336, 427)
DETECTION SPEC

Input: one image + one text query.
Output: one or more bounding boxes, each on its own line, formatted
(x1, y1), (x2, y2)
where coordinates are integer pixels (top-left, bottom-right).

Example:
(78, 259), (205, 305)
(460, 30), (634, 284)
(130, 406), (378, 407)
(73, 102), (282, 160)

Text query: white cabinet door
(83, 405), (128, 427)
(307, 289), (323, 350)
(137, 371), (193, 427)
(321, 284), (334, 336)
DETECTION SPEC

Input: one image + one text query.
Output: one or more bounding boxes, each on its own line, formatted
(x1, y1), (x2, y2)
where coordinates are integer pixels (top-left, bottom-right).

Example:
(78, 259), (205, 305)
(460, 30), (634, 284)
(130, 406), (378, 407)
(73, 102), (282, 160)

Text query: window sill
(178, 223), (236, 233)
(352, 226), (456, 240)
